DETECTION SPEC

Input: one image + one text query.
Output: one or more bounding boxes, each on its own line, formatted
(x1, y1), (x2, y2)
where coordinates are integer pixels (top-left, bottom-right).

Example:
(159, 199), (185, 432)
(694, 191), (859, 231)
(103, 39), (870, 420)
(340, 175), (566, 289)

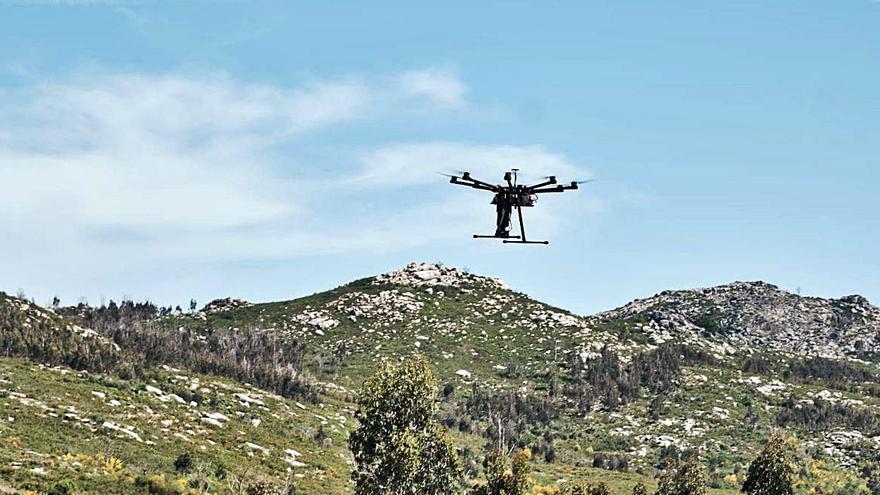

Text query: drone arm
(449, 177), (498, 193)
(462, 175), (501, 190)
(526, 178), (557, 190)
(530, 184), (579, 194)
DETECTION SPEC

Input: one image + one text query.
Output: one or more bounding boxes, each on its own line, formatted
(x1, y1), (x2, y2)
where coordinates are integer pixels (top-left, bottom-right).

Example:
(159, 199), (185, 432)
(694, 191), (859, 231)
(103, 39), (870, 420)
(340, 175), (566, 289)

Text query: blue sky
(0, 1), (877, 314)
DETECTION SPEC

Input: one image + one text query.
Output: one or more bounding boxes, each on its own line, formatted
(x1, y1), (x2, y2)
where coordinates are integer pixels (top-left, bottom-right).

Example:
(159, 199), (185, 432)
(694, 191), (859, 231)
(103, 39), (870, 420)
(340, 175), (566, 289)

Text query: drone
(444, 169), (587, 245)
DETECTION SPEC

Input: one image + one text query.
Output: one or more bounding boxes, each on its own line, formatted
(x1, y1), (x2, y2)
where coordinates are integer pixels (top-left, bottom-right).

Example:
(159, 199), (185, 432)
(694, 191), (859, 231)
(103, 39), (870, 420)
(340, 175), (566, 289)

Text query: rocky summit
(591, 280), (880, 359)
(200, 297), (253, 315)
(372, 261), (510, 290)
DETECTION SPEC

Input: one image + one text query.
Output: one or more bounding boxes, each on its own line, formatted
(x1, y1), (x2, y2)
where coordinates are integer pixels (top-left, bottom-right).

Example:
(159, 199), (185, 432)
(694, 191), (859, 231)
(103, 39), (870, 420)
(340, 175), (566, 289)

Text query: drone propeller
(572, 179), (595, 185)
(436, 172), (458, 178)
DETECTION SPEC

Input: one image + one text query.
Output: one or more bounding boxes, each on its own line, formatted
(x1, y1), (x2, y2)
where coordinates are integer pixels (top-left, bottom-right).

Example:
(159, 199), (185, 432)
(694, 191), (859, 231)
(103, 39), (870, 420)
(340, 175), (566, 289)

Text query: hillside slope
(164, 262), (627, 386)
(1, 263), (879, 494)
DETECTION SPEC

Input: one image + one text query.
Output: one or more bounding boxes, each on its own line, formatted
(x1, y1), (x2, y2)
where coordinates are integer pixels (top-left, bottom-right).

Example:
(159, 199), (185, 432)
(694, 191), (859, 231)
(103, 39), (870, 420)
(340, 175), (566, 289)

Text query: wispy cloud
(396, 68), (468, 107)
(0, 68), (593, 288)
(353, 142), (584, 188)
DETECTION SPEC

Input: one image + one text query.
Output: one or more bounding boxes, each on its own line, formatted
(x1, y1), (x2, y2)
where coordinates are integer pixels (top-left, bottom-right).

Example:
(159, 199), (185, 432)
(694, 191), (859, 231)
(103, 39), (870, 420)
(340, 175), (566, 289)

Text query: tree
(632, 482), (648, 495)
(349, 355), (461, 495)
(470, 448), (532, 495)
(742, 433), (794, 495)
(656, 459), (707, 495)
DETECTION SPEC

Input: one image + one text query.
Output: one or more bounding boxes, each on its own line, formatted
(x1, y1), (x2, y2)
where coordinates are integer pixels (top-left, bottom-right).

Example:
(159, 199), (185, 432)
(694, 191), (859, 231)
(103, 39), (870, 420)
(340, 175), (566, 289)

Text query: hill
(590, 280), (880, 359)
(1, 262), (878, 494)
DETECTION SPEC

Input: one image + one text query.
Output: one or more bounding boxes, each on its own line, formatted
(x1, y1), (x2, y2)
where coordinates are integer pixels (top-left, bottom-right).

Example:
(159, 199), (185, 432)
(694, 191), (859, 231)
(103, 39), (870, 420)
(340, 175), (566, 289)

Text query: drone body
(446, 169), (584, 245)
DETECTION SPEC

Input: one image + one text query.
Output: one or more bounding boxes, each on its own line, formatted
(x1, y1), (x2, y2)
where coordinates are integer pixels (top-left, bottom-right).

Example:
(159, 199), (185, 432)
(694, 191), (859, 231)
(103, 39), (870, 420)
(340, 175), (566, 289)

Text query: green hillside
(1, 263), (878, 494)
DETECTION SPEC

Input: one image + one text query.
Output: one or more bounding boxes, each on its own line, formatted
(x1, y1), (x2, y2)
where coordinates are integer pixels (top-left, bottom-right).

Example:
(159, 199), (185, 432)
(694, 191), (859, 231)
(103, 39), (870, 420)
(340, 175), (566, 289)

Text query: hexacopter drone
(444, 169), (588, 245)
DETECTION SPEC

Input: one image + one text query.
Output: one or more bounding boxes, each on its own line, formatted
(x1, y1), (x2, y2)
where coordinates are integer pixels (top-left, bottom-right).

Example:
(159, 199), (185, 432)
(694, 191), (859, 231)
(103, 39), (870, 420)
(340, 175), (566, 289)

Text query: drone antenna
(511, 168), (519, 186)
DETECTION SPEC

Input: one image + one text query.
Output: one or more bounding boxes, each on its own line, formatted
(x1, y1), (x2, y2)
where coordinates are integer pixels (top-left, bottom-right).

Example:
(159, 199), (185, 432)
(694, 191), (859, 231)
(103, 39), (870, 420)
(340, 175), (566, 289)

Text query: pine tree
(742, 433), (794, 495)
(656, 459), (707, 495)
(349, 355), (461, 495)
(469, 448), (532, 495)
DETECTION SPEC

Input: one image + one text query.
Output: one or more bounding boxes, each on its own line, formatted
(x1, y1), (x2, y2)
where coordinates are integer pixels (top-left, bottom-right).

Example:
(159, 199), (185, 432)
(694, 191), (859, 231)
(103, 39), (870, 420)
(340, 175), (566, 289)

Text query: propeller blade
(438, 170), (472, 178)
(573, 179), (595, 185)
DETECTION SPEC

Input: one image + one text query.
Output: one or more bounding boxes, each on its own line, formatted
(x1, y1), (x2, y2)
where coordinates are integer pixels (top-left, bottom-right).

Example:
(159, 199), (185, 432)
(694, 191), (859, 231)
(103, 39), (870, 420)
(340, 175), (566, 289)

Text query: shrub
(174, 452), (193, 472)
(742, 433), (794, 495)
(349, 355), (461, 495)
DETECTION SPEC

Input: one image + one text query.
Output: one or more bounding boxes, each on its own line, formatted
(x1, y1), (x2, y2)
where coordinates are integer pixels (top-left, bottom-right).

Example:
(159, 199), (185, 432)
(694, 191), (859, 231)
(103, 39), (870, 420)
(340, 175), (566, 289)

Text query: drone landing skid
(473, 234), (521, 240)
(503, 239), (549, 245)
(473, 234), (549, 245)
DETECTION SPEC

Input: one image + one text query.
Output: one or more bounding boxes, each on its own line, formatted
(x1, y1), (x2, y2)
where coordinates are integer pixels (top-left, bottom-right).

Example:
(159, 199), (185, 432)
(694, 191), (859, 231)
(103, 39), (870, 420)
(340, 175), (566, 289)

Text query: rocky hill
(590, 281), (880, 359)
(1, 263), (879, 494)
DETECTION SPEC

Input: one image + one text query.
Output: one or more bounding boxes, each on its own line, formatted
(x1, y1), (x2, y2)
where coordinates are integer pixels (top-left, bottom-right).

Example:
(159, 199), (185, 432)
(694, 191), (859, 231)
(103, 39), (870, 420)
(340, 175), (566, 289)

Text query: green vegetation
(470, 448), (533, 495)
(1, 265), (879, 494)
(655, 460), (706, 495)
(349, 356), (460, 494)
(742, 434), (794, 495)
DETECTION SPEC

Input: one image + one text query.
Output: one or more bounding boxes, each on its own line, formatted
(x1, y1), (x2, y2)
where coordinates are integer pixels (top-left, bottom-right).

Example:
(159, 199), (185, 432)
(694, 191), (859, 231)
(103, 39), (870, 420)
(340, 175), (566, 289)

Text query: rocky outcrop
(372, 262), (509, 290)
(200, 298), (252, 315)
(590, 281), (880, 359)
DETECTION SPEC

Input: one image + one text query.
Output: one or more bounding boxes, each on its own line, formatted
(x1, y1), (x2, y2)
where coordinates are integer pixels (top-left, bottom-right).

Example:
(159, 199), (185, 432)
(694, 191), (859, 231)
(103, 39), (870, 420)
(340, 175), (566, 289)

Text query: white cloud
(396, 68), (468, 107)
(0, 73), (373, 242)
(0, 69), (597, 298)
(353, 142), (585, 188)
(16, 73), (371, 149)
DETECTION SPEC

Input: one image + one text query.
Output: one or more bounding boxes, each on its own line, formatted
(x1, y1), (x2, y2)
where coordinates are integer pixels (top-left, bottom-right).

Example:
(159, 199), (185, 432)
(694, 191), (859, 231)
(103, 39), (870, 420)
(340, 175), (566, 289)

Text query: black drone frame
(447, 169), (581, 245)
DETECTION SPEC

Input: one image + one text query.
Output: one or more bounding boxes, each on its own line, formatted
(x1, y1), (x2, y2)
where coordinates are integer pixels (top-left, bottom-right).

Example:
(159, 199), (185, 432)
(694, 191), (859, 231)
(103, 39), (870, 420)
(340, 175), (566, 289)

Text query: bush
(173, 452), (193, 472)
(470, 448), (532, 495)
(742, 433), (794, 495)
(656, 459), (707, 495)
(47, 480), (77, 495)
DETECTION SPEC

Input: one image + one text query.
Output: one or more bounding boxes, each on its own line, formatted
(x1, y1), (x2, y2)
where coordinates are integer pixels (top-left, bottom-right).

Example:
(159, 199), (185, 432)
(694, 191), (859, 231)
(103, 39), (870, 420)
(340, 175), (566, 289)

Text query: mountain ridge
(2, 262), (880, 494)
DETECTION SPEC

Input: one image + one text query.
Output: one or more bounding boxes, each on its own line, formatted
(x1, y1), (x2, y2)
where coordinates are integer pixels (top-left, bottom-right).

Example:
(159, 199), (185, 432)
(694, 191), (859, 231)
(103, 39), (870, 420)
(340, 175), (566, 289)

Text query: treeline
(743, 354), (878, 384)
(776, 395), (880, 436)
(435, 344), (720, 466)
(60, 299), (162, 331)
(0, 294), (122, 373)
(111, 321), (316, 402)
(564, 344), (717, 413)
(0, 294), (316, 402)
(742, 354), (880, 397)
